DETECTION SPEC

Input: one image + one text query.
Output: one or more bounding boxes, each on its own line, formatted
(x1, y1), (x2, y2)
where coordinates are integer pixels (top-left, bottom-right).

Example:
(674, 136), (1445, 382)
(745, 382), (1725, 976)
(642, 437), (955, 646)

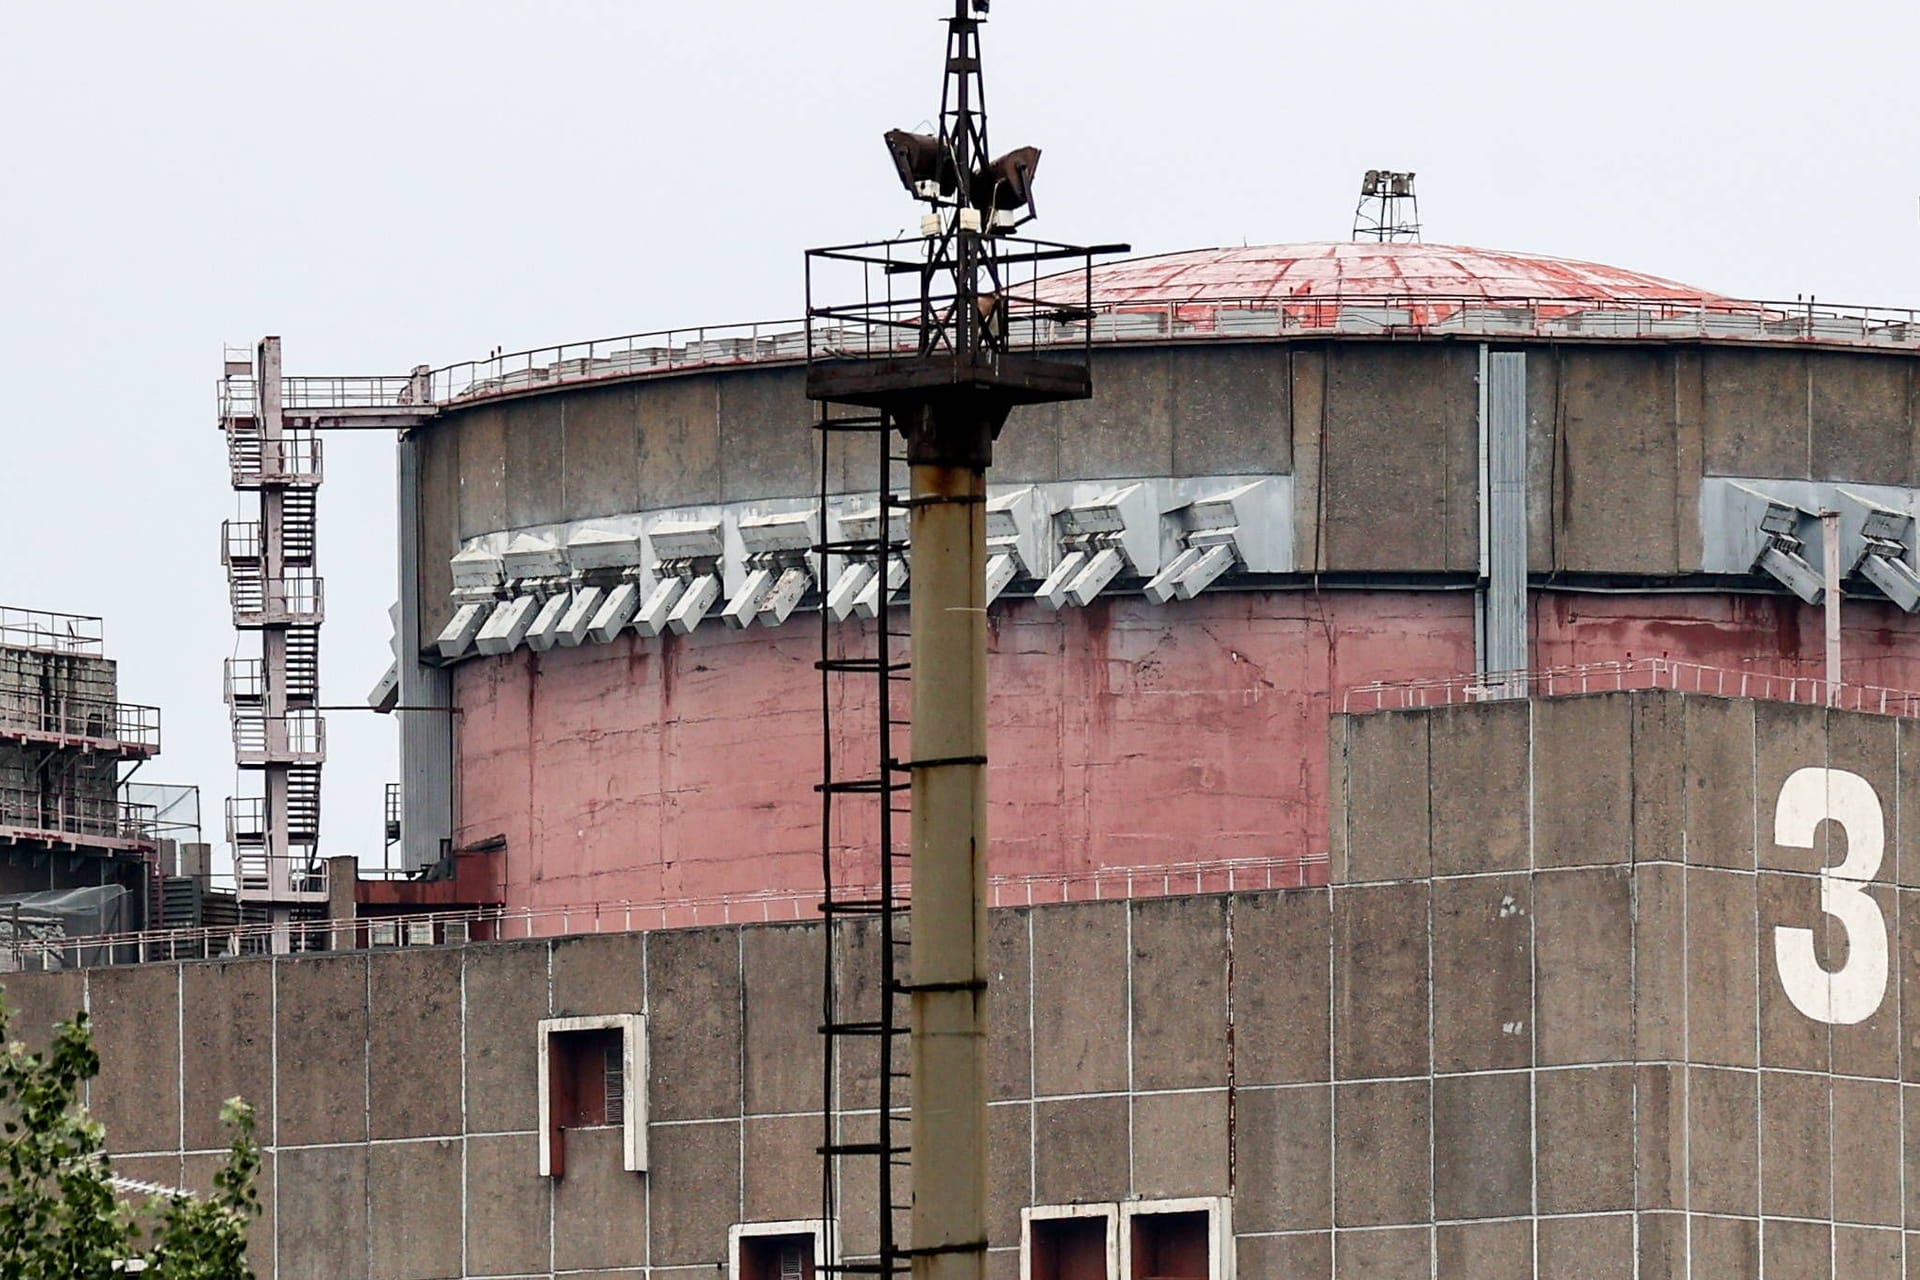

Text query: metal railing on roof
(0, 691), (161, 754)
(1342, 657), (1920, 718)
(0, 788), (157, 850)
(0, 607), (104, 655)
(10, 851), (1328, 969)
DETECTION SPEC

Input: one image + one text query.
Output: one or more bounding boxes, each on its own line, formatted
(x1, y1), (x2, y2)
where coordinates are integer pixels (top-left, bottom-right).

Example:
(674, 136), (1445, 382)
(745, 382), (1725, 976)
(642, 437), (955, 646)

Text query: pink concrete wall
(453, 591), (1478, 913)
(454, 589), (1920, 917)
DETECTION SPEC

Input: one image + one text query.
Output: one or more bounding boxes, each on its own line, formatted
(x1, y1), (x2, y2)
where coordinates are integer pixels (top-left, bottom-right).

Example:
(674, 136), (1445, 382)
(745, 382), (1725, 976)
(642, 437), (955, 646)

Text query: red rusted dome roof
(1059, 241), (1726, 305)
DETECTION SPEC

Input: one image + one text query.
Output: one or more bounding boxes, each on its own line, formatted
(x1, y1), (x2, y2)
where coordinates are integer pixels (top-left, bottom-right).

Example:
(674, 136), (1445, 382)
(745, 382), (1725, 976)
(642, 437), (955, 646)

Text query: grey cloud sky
(3, 0), (1916, 865)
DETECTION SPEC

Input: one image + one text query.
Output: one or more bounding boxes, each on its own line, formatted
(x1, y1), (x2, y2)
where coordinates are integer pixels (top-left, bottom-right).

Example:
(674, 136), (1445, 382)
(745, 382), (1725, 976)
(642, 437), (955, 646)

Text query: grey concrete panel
(1685, 867), (1758, 1068)
(560, 384), (642, 519)
(1827, 711), (1903, 1079)
(1130, 896), (1227, 1090)
(1332, 882), (1429, 1080)
(1319, 344), (1477, 573)
(1428, 701), (1528, 876)
(1633, 864), (1687, 1061)
(1687, 1065), (1759, 1215)
(1230, 889), (1330, 1086)
(370, 1139), (462, 1280)
(1534, 866), (1634, 1065)
(454, 405), (508, 539)
(1235, 1232), (1329, 1280)
(1535, 1066), (1633, 1214)
(988, 910), (1031, 1103)
(1685, 696), (1757, 869)
(1429, 873), (1530, 1073)
(646, 927), (742, 1122)
(1534, 694), (1634, 868)
(1340, 709), (1429, 884)
(634, 375), (723, 510)
(830, 917), (895, 1110)
(1056, 349), (1174, 481)
(461, 941), (549, 1136)
(718, 368), (813, 502)
(2, 968), (83, 1053)
(1903, 895), (1920, 1085)
(836, 1108), (909, 1259)
(1812, 352), (1913, 484)
(1692, 1215), (1761, 1280)
(369, 948), (462, 1141)
(416, 423), (461, 645)
(985, 397), (1060, 485)
(89, 962), (180, 1155)
(1234, 1084), (1331, 1232)
(1673, 350), (1708, 571)
(1635, 1065), (1683, 1210)
(1334, 1225), (1430, 1278)
(1552, 347), (1680, 574)
(988, 1101), (1030, 1248)
(551, 932), (646, 1018)
(1756, 700), (1830, 873)
(1030, 901), (1129, 1097)
(505, 395), (566, 529)
(743, 922), (825, 1114)
(1434, 1219), (1532, 1279)
(1290, 347), (1327, 569)
(1832, 1077), (1901, 1227)
(1631, 691), (1686, 862)
(1431, 1071), (1530, 1221)
(743, 1113), (818, 1224)
(464, 1133), (550, 1278)
(277, 1144), (369, 1280)
(1333, 1079), (1430, 1227)
(1835, 1226), (1904, 1280)
(1033, 1095), (1129, 1205)
(1903, 722), (1920, 889)
(1539, 1214), (1632, 1280)
(1130, 1088), (1229, 1199)
(553, 1124), (653, 1271)
(181, 960), (273, 1150)
(1759, 1218), (1829, 1280)
(1637, 1211), (1686, 1280)
(1701, 348), (1809, 478)
(1168, 344), (1291, 477)
(1757, 870), (1830, 1071)
(274, 953), (369, 1147)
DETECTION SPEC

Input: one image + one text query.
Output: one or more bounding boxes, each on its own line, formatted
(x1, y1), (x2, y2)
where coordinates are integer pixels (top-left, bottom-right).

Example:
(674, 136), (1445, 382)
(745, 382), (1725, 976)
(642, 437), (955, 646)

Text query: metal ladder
(816, 407), (913, 1279)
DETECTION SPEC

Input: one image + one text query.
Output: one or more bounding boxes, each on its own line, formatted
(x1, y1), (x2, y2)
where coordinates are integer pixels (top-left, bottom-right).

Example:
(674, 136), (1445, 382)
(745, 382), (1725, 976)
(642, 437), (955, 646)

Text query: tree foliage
(0, 997), (259, 1279)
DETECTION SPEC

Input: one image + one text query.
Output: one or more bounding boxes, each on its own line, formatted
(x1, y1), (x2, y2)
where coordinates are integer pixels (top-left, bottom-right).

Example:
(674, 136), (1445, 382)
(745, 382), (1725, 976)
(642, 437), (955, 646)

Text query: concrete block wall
(6, 690), (1920, 1277)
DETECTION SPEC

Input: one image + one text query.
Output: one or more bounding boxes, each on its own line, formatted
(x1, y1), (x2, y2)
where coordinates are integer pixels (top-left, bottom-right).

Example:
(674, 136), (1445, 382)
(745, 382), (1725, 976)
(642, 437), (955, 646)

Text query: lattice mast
(807, 6), (1121, 1279)
(1352, 168), (1421, 242)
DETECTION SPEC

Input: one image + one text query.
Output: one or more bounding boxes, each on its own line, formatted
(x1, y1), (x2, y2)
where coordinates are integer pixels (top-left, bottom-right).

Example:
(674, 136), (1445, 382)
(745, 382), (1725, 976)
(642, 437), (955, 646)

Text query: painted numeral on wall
(1772, 766), (1888, 1026)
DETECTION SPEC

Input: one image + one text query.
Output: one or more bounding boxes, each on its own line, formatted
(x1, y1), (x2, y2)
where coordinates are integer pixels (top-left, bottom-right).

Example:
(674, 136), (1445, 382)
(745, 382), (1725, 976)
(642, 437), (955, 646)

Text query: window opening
(1129, 1211), (1209, 1280)
(1031, 1214), (1111, 1280)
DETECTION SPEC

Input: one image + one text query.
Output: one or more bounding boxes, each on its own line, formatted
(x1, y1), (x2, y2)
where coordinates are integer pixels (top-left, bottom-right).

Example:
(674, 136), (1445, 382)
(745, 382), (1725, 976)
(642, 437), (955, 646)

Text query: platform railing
(0, 788), (157, 848)
(1343, 657), (1920, 718)
(0, 690), (161, 753)
(8, 852), (1329, 969)
(0, 606), (104, 655)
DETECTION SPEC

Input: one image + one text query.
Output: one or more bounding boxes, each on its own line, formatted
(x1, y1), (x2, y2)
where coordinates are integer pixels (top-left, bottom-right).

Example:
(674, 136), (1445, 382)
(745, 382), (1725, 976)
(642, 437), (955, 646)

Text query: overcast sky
(3, 0), (1917, 870)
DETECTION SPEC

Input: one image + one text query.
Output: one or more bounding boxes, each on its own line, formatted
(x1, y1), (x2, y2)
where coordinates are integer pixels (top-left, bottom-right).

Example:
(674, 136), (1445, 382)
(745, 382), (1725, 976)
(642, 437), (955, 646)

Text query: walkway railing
(0, 606), (103, 656)
(2, 852), (1328, 970)
(1343, 657), (1920, 718)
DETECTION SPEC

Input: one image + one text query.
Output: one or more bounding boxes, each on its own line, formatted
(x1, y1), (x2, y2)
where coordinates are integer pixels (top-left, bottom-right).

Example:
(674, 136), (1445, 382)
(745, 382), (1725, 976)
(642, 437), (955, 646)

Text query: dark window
(1129, 1211), (1208, 1280)
(1031, 1215), (1110, 1280)
(546, 1027), (624, 1177)
(740, 1232), (815, 1280)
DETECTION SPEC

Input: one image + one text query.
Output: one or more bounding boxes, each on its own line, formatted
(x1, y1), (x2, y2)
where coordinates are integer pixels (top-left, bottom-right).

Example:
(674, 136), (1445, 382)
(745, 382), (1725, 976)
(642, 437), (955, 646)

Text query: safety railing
(227, 572), (325, 627)
(0, 606), (103, 655)
(1342, 657), (1920, 719)
(0, 690), (160, 754)
(12, 852), (1330, 969)
(231, 713), (326, 765)
(227, 429), (323, 487)
(0, 788), (157, 848)
(234, 854), (329, 903)
(279, 375), (422, 411)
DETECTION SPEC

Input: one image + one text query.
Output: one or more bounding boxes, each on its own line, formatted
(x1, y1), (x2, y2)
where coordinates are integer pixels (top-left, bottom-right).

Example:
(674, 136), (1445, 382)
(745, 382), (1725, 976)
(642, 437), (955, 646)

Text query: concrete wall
(6, 691), (1919, 1279)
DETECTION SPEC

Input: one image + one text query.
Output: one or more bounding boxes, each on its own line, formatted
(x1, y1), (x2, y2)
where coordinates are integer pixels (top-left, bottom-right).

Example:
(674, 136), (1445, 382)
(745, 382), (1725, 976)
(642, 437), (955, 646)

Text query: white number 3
(1773, 766), (1888, 1026)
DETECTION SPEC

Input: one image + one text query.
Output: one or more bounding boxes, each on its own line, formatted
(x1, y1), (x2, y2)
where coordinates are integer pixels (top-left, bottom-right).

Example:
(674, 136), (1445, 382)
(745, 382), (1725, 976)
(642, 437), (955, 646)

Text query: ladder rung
(817, 1141), (910, 1156)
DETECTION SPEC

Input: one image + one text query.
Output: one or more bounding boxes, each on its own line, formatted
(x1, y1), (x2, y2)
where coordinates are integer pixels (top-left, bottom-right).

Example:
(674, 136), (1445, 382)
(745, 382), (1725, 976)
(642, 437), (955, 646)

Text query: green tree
(0, 998), (260, 1279)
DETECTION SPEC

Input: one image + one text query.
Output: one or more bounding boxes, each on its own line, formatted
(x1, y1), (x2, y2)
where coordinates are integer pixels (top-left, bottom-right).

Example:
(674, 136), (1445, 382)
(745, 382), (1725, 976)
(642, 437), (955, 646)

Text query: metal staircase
(816, 407), (913, 1279)
(220, 338), (329, 936)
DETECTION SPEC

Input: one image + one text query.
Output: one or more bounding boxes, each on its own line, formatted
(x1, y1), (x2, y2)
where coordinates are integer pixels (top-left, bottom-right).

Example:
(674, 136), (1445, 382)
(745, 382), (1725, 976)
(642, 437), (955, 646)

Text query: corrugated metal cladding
(397, 435), (453, 871)
(1481, 351), (1529, 683)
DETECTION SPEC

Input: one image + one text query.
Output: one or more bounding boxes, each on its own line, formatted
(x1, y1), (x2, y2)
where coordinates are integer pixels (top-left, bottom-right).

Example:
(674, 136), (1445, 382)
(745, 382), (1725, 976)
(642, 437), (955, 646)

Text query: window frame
(1022, 1202), (1121, 1280)
(728, 1218), (836, 1280)
(536, 1013), (646, 1176)
(1118, 1196), (1233, 1280)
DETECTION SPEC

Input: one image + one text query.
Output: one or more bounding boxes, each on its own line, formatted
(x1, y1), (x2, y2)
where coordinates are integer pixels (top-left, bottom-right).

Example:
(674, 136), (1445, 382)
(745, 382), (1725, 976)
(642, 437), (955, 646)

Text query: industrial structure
(11, 9), (1920, 1280)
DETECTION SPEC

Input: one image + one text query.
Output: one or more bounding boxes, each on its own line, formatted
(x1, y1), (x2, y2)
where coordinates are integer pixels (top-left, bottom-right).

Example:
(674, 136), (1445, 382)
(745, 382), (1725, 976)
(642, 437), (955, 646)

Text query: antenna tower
(1353, 168), (1422, 242)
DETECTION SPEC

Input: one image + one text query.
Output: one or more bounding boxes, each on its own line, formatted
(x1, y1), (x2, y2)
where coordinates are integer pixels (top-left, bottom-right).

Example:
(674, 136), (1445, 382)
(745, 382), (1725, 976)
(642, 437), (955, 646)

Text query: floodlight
(973, 146), (1041, 215)
(885, 130), (957, 201)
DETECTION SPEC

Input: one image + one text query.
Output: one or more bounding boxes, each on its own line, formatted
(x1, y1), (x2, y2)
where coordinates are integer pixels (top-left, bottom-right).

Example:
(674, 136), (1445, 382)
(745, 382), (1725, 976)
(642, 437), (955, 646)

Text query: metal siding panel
(1483, 352), (1529, 680)
(397, 436), (455, 872)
